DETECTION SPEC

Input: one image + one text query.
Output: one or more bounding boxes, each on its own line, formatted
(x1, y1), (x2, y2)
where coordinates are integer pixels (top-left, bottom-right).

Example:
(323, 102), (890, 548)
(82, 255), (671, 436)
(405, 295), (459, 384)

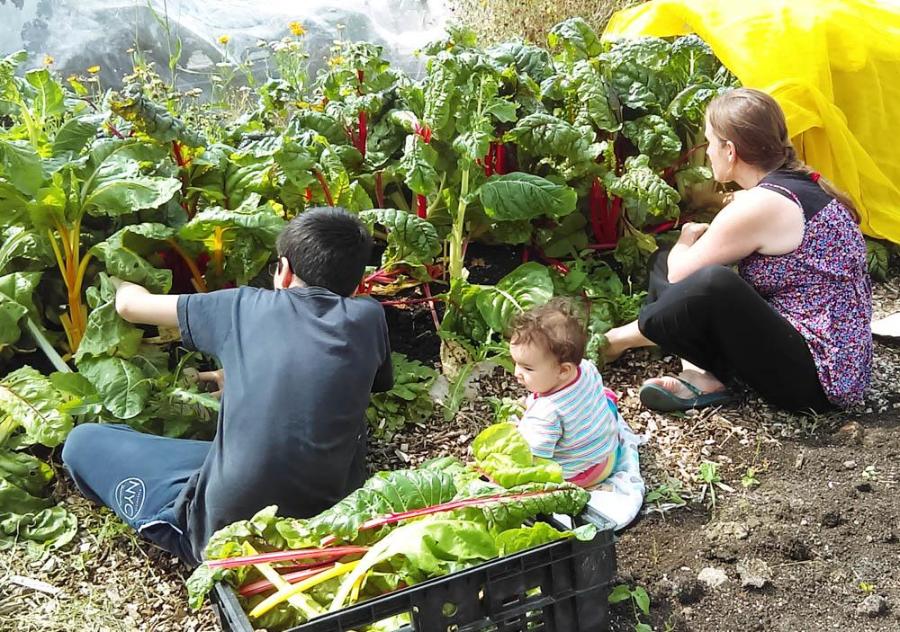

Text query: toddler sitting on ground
(509, 298), (620, 488)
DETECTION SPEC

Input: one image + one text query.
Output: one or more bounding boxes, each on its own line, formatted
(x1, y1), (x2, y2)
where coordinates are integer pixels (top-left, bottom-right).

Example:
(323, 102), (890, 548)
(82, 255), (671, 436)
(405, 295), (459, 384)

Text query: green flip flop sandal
(639, 377), (737, 412)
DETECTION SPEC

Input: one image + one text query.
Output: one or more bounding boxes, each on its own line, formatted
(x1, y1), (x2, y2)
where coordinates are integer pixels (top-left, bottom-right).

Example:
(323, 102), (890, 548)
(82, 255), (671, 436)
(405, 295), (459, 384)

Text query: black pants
(637, 250), (832, 413)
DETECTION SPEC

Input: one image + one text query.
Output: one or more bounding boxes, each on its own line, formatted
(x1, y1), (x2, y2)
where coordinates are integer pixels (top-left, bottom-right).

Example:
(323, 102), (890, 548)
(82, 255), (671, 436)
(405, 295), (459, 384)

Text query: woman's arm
(666, 189), (787, 283)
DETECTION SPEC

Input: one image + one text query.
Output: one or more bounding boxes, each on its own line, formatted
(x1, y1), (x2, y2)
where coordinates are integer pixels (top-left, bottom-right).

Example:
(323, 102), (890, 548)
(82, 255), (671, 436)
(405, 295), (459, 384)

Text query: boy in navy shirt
(62, 207), (392, 565)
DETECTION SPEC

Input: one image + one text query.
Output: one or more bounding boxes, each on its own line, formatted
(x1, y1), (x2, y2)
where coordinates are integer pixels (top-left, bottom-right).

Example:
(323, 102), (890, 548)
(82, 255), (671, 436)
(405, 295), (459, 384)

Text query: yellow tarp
(603, 0), (900, 243)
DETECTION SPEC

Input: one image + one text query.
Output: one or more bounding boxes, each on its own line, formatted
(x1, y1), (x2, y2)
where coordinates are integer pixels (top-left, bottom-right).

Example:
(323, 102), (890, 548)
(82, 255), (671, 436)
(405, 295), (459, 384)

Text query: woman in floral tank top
(604, 88), (872, 412)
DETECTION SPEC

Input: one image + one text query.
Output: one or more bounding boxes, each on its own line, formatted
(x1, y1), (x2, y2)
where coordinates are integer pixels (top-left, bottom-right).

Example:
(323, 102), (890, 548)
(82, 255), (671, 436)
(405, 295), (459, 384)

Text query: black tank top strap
(757, 169), (834, 221)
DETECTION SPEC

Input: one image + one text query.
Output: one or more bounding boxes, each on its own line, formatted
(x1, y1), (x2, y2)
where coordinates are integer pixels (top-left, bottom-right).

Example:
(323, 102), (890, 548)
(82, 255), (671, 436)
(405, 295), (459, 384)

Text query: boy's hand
(197, 369), (225, 399)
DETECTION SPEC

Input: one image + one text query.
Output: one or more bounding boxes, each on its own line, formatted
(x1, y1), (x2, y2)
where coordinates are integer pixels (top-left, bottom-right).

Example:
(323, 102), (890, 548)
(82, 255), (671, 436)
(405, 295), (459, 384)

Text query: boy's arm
(114, 280), (179, 328)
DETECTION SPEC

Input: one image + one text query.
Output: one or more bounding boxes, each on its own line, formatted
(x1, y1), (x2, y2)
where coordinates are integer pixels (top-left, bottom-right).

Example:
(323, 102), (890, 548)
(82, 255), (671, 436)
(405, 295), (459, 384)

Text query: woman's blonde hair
(706, 88), (859, 221)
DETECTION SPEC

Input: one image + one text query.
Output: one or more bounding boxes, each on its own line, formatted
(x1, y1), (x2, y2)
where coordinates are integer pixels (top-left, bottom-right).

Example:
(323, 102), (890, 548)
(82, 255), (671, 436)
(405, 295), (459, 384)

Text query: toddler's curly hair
(509, 297), (587, 365)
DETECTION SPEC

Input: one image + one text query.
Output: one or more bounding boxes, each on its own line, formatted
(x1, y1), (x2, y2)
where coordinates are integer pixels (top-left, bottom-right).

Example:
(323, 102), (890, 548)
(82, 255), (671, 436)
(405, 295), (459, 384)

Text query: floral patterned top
(738, 171), (872, 407)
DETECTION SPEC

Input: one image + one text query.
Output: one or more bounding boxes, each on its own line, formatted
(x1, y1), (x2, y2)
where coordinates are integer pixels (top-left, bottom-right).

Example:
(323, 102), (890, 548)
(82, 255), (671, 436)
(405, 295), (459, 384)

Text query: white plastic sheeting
(0, 0), (451, 86)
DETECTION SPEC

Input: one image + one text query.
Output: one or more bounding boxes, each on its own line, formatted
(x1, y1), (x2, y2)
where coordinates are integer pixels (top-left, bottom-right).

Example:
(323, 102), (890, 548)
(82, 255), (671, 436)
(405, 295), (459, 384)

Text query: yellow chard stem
(243, 545), (321, 619)
(47, 229), (66, 280)
(249, 560), (359, 619)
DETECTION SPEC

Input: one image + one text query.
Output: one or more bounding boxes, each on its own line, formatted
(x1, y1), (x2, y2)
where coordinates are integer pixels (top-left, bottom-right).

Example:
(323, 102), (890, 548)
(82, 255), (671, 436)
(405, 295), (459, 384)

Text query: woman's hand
(678, 222), (711, 246)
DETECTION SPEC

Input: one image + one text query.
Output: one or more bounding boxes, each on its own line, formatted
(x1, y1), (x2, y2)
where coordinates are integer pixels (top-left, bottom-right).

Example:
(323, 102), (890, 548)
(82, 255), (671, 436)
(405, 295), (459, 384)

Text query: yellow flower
(43, 54), (54, 66)
(87, 65), (100, 74)
(288, 21), (306, 37)
(218, 34), (230, 45)
(328, 55), (345, 67)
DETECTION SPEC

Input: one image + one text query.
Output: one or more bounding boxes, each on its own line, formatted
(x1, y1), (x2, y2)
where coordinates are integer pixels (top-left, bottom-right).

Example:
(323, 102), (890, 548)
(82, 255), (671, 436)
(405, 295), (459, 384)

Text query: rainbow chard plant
(0, 54), (182, 354)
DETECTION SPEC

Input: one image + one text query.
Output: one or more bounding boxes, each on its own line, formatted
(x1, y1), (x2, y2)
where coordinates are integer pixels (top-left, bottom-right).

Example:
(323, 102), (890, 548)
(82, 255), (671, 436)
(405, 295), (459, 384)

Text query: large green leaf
(359, 209), (440, 267)
(332, 519), (499, 609)
(475, 262), (554, 333)
(0, 226), (54, 273)
(423, 61), (458, 139)
(73, 302), (143, 363)
(89, 241), (172, 295)
(667, 82), (725, 133)
(574, 65), (621, 133)
(534, 211), (589, 258)
(0, 505), (78, 551)
(82, 175), (181, 217)
(480, 173), (577, 221)
(472, 423), (564, 487)
(399, 135), (439, 196)
(52, 113), (106, 156)
(289, 111), (348, 145)
(88, 222), (176, 295)
(78, 356), (151, 420)
(0, 448), (53, 497)
(0, 272), (40, 350)
(487, 41), (554, 83)
(0, 478), (52, 516)
(622, 115), (682, 169)
(306, 468), (458, 543)
(0, 140), (43, 196)
(110, 88), (206, 147)
(606, 155), (680, 226)
(0, 366), (73, 448)
(547, 17), (603, 62)
(505, 113), (600, 165)
(24, 69), (65, 121)
(496, 521), (595, 556)
(178, 200), (285, 285)
(0, 271), (39, 316)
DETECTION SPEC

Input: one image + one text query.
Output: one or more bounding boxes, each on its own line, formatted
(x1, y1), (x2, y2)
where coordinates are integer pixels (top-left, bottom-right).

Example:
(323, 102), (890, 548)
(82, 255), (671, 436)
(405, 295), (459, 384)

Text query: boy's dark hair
(276, 207), (373, 296)
(509, 297), (587, 365)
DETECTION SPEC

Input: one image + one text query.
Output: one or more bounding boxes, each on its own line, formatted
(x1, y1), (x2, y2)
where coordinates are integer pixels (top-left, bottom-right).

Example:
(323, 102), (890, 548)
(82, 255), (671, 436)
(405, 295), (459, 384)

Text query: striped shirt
(517, 360), (619, 479)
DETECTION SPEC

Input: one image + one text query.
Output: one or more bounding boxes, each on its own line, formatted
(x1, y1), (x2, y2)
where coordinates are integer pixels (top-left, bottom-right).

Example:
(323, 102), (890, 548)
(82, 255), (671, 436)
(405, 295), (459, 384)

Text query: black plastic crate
(212, 505), (617, 632)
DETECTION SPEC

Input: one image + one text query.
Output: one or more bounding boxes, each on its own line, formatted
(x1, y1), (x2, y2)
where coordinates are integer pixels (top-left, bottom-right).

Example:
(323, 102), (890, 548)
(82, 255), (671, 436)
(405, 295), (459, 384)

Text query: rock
(736, 558), (772, 589)
(855, 482), (872, 493)
(833, 421), (864, 445)
(856, 595), (888, 618)
(704, 521), (750, 543)
(705, 544), (739, 563)
(698, 567), (728, 589)
(821, 510), (842, 528)
(843, 460), (857, 470)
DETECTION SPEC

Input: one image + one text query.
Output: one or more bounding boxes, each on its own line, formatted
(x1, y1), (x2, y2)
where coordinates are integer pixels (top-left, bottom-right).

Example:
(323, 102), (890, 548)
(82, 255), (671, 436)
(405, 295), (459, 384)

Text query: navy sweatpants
(61, 423), (209, 565)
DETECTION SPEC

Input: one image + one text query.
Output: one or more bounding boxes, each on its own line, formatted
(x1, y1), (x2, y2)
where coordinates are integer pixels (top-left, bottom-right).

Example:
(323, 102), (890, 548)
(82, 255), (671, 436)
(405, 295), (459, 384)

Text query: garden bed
(1, 274), (897, 632)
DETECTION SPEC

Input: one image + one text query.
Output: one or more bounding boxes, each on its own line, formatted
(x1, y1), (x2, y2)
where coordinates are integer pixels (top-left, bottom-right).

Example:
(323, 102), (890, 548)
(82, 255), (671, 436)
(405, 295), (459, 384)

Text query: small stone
(704, 521), (750, 543)
(855, 482), (872, 493)
(843, 460), (857, 470)
(833, 421), (864, 445)
(856, 595), (888, 618)
(736, 558), (772, 589)
(698, 567), (728, 589)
